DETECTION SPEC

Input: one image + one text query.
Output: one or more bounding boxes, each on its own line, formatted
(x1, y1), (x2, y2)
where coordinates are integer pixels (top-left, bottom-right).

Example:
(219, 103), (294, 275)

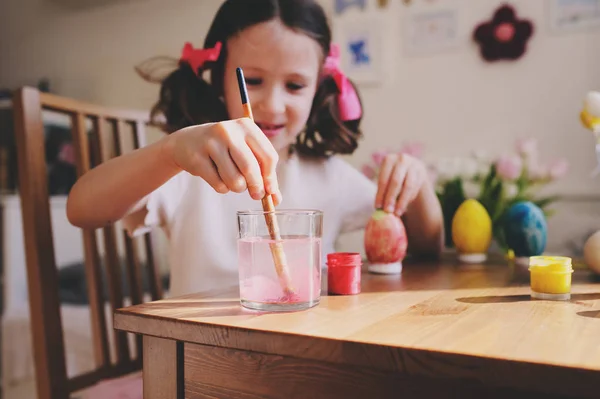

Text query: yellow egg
(451, 199), (492, 263)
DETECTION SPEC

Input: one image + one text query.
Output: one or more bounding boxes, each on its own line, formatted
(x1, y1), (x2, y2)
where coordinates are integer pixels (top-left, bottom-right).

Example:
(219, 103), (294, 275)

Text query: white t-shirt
(124, 152), (376, 296)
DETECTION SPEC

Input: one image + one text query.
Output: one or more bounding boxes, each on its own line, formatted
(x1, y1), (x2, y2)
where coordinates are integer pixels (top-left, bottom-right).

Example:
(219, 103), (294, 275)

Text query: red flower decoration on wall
(473, 4), (534, 62)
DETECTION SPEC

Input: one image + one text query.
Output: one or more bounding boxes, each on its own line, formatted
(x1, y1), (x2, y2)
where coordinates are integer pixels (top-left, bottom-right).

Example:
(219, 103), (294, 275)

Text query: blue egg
(504, 201), (547, 257)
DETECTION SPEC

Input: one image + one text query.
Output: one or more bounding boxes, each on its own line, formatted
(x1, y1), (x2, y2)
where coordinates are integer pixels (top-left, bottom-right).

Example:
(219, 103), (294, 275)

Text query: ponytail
(135, 55), (227, 134)
(295, 75), (363, 158)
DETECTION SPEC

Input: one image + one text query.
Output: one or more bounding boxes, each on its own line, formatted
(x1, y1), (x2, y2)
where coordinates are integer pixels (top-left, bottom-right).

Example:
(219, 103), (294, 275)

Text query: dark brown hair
(136, 0), (363, 158)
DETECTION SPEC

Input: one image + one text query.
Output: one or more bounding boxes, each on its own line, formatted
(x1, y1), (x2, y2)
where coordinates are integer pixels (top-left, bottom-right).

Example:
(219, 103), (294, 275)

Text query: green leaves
(437, 178), (466, 248)
(533, 195), (561, 209)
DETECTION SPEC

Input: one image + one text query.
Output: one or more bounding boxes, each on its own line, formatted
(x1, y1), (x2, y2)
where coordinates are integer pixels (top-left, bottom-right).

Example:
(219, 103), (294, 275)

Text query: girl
(67, 0), (444, 296)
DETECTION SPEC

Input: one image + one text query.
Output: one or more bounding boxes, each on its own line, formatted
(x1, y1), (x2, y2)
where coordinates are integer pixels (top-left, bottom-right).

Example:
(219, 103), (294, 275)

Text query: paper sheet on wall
(548, 0), (600, 33)
(403, 0), (462, 56)
(334, 15), (384, 85)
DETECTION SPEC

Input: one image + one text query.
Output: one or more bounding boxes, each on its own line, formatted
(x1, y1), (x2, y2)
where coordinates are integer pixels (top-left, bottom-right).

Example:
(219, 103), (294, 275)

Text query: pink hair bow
(323, 43), (362, 121)
(180, 41), (222, 75)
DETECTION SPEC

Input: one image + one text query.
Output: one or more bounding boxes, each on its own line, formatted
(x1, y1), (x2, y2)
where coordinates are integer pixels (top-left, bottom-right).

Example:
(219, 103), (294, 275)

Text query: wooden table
(114, 258), (600, 398)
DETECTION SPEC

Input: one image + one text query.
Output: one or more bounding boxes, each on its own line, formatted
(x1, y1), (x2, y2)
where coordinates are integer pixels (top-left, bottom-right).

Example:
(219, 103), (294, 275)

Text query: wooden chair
(12, 86), (165, 399)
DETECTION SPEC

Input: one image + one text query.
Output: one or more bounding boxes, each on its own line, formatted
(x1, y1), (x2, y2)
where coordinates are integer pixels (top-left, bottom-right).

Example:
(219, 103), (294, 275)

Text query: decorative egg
(583, 230), (600, 274)
(504, 201), (547, 266)
(364, 210), (407, 274)
(452, 199), (492, 263)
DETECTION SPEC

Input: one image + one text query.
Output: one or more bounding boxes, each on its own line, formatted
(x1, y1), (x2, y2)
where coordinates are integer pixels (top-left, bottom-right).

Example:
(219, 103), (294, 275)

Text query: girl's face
(223, 19), (323, 156)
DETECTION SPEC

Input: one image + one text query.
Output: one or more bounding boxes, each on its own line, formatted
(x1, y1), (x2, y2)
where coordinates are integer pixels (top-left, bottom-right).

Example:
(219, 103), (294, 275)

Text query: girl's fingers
(189, 152), (230, 194)
(270, 191), (282, 206)
(206, 139), (247, 193)
(228, 142), (264, 200)
(201, 118), (282, 201)
(375, 155), (396, 209)
(383, 162), (408, 213)
(394, 167), (420, 216)
(241, 119), (282, 199)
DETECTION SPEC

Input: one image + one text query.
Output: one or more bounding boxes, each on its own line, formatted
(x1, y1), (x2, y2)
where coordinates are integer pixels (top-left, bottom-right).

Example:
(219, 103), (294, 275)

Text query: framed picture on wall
(333, 15), (384, 85)
(402, 0), (462, 56)
(548, 0), (600, 33)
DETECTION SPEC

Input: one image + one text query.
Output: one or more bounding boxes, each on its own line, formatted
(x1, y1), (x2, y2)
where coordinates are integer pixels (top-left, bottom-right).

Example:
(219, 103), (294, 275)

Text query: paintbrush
(236, 67), (296, 299)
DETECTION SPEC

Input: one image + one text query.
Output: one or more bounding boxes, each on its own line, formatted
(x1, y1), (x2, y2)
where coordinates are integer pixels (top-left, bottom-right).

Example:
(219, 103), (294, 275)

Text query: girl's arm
(67, 119), (281, 230)
(66, 136), (181, 229)
(401, 183), (444, 258)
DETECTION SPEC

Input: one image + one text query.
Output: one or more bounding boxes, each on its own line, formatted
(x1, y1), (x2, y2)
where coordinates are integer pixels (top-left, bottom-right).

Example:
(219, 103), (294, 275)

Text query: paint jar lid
(327, 252), (362, 267)
(528, 256), (573, 273)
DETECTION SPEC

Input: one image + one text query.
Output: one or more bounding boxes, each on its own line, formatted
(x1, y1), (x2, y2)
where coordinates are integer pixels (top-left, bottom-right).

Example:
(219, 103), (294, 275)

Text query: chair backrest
(12, 86), (165, 399)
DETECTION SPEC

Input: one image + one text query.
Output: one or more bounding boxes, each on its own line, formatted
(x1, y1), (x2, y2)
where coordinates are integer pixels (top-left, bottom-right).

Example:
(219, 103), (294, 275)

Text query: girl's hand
(163, 118), (282, 204)
(375, 153), (428, 216)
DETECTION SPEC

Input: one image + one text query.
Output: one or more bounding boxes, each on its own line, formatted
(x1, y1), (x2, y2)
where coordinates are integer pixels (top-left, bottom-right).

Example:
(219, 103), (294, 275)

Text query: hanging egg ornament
(583, 230), (600, 274)
(504, 201), (547, 267)
(580, 91), (600, 132)
(451, 199), (492, 263)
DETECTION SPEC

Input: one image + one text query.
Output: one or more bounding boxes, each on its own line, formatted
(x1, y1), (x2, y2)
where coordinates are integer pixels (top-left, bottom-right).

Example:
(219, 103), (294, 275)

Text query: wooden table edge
(114, 309), (600, 398)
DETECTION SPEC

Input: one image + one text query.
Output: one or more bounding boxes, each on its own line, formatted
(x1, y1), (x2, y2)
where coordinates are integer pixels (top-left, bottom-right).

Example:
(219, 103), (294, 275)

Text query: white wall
(2, 0), (599, 193)
(1, 0), (599, 253)
(0, 0), (224, 113)
(329, 0), (600, 196)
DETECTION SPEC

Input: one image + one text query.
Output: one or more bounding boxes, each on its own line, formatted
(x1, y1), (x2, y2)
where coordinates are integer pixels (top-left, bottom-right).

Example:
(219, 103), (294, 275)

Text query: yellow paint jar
(528, 256), (573, 300)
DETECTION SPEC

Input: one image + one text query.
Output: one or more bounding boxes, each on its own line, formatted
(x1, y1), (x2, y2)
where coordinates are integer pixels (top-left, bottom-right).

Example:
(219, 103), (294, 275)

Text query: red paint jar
(327, 252), (362, 295)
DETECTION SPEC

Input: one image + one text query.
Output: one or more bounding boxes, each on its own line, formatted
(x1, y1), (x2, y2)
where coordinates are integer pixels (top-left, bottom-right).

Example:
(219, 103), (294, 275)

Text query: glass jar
(529, 256), (573, 300)
(237, 209), (323, 311)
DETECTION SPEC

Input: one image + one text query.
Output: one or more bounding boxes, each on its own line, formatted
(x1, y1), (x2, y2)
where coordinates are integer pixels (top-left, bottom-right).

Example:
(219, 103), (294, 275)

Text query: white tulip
(460, 158), (479, 180)
(462, 180), (481, 199)
(435, 158), (457, 182)
(504, 182), (518, 199)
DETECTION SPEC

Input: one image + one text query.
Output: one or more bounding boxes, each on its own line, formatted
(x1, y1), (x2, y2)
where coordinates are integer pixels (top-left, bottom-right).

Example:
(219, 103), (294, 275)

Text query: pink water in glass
(238, 235), (321, 311)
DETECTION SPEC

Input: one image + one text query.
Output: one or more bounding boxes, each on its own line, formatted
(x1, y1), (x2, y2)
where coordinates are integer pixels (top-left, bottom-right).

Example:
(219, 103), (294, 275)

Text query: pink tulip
(548, 159), (569, 179)
(58, 142), (76, 165)
(371, 150), (388, 166)
(495, 154), (522, 180)
(361, 164), (377, 180)
(524, 153), (547, 180)
(515, 138), (538, 157)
